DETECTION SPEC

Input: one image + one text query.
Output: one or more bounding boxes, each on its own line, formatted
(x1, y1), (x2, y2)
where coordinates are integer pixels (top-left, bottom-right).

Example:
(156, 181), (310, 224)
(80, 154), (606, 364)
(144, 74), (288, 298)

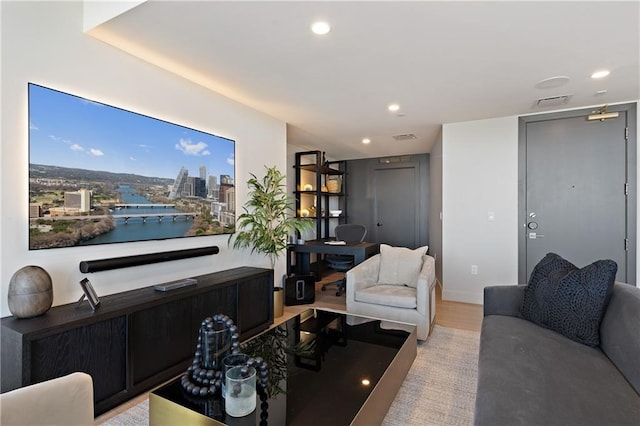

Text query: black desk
(287, 239), (379, 277)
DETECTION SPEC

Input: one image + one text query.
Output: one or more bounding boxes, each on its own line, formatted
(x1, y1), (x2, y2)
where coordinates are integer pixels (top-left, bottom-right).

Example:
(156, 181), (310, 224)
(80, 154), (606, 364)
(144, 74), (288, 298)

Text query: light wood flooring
(94, 272), (483, 424)
(290, 270), (484, 332)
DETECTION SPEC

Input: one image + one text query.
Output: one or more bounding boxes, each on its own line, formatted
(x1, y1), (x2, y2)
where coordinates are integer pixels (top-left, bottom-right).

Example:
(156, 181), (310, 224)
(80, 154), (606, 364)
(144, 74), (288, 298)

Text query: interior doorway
(346, 155), (429, 250)
(373, 165), (418, 247)
(518, 103), (636, 284)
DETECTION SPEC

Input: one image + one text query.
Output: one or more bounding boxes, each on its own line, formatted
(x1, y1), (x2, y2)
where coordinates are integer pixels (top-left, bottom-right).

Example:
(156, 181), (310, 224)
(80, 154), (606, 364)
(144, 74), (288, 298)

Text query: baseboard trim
(442, 289), (483, 305)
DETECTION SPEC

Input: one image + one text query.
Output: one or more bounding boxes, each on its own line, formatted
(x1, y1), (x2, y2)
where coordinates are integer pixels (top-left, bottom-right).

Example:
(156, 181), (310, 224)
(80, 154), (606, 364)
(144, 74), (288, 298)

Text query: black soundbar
(79, 246), (219, 273)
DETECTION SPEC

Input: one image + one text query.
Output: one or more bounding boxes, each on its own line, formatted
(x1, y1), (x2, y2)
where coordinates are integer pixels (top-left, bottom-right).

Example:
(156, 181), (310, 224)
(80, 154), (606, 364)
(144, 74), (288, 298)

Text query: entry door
(520, 106), (635, 283)
(373, 166), (417, 247)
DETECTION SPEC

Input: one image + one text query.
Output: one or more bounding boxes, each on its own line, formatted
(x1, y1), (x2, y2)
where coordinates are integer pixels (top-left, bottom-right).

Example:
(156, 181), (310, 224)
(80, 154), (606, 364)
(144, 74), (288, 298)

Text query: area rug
(100, 325), (479, 426)
(382, 325), (480, 426)
(101, 399), (148, 425)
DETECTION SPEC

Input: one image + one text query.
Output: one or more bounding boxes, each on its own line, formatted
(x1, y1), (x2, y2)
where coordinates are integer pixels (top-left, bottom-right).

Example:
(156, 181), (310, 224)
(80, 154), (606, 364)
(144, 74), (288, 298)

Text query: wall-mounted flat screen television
(28, 83), (236, 250)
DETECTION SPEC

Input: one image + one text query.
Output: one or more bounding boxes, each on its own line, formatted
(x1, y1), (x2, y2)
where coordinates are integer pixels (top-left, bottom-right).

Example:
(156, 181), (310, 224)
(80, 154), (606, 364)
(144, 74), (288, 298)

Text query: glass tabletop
(151, 309), (414, 426)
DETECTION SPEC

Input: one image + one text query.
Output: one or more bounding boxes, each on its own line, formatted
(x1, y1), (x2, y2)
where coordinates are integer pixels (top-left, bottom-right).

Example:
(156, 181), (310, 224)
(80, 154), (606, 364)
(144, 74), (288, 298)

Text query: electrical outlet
(471, 265), (478, 275)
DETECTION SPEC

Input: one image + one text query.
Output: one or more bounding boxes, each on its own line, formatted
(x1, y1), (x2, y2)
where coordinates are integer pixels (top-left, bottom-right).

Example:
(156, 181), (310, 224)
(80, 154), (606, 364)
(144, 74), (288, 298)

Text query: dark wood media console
(1, 267), (274, 415)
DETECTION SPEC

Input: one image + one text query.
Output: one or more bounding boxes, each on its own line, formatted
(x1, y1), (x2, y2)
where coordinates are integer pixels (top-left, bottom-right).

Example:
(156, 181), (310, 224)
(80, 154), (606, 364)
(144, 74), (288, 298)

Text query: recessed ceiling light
(387, 103), (400, 112)
(591, 70), (610, 79)
(361, 379), (371, 386)
(362, 138), (371, 144)
(311, 21), (331, 35)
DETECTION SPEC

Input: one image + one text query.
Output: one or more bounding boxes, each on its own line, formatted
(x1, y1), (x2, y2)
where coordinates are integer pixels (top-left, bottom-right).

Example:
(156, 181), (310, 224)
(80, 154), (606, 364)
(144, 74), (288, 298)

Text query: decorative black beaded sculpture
(236, 357), (270, 426)
(180, 314), (270, 425)
(181, 314), (240, 397)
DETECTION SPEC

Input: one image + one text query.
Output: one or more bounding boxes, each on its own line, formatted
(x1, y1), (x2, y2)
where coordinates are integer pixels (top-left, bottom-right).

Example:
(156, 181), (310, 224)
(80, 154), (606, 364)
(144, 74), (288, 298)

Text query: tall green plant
(229, 166), (311, 268)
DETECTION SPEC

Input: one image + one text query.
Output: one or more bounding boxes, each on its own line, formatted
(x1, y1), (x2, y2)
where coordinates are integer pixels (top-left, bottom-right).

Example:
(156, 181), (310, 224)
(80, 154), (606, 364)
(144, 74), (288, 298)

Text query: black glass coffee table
(149, 309), (416, 425)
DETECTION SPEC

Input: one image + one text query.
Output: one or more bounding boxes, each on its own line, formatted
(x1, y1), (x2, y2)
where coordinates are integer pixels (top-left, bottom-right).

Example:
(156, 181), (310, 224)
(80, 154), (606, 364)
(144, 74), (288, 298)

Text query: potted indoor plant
(229, 165), (311, 316)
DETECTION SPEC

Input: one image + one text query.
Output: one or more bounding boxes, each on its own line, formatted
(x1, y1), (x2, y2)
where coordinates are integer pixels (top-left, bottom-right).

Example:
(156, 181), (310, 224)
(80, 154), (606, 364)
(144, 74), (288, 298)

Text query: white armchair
(0, 372), (94, 426)
(346, 249), (436, 340)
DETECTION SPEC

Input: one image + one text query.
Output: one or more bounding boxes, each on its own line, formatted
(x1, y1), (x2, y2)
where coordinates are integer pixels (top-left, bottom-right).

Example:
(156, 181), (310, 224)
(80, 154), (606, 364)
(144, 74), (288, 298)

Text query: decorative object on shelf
(301, 208), (310, 218)
(330, 210), (342, 217)
(308, 205), (317, 217)
(321, 185), (328, 192)
(303, 183), (313, 191)
(7, 265), (53, 318)
(327, 176), (342, 193)
(78, 278), (101, 310)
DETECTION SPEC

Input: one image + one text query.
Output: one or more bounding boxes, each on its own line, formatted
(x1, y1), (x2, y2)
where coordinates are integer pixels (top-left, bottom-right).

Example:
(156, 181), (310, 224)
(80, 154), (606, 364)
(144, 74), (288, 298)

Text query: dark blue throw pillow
(521, 252), (617, 347)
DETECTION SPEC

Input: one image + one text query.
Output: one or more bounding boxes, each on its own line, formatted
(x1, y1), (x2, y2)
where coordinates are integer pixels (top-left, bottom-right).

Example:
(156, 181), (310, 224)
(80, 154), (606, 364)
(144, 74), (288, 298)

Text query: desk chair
(322, 224), (367, 296)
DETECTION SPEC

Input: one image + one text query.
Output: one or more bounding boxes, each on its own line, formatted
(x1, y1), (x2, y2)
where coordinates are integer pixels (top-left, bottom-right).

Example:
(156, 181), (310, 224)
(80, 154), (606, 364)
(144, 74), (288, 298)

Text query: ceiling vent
(379, 155), (413, 164)
(534, 94), (572, 108)
(392, 133), (417, 141)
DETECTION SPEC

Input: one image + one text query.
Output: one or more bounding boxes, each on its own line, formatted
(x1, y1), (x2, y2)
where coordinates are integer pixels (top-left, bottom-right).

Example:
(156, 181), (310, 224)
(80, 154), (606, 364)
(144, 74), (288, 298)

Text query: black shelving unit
(293, 150), (347, 239)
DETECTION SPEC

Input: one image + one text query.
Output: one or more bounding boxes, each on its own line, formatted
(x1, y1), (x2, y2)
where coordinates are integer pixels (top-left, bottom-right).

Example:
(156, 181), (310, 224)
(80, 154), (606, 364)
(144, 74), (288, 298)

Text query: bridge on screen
(32, 212), (198, 223)
(114, 203), (176, 209)
(114, 212), (197, 223)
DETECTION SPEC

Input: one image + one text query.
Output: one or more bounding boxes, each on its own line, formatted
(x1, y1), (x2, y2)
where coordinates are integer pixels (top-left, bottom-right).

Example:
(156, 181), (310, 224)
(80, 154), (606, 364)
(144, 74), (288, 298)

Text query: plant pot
(273, 287), (284, 318)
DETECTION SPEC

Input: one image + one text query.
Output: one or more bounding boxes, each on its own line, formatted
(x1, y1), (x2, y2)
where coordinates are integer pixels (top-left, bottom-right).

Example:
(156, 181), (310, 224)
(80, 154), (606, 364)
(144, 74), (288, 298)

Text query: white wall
(442, 117), (520, 304)
(428, 129), (443, 285)
(0, 1), (287, 317)
(441, 104), (639, 304)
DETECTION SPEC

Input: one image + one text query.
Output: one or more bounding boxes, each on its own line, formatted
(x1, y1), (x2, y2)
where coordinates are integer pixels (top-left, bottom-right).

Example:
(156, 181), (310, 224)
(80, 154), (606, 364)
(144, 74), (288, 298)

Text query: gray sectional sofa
(474, 282), (640, 426)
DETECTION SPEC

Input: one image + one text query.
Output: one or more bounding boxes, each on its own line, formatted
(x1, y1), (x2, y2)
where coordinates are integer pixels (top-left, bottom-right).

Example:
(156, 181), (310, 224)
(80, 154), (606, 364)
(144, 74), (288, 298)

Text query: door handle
(528, 232), (544, 239)
(376, 223), (383, 227)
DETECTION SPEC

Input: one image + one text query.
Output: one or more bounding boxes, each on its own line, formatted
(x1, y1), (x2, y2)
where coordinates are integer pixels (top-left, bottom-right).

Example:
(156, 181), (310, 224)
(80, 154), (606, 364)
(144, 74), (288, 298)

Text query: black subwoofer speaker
(285, 275), (315, 305)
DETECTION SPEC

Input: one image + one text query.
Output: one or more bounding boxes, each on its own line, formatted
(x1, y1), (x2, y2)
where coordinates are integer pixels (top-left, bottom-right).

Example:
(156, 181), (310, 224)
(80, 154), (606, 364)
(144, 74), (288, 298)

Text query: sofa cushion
(377, 244), (428, 288)
(474, 315), (640, 426)
(521, 252), (617, 347)
(355, 284), (417, 309)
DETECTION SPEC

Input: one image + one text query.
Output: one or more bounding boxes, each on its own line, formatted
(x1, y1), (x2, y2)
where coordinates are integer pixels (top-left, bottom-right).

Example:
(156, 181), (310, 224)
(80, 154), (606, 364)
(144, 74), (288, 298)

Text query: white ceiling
(88, 0), (639, 160)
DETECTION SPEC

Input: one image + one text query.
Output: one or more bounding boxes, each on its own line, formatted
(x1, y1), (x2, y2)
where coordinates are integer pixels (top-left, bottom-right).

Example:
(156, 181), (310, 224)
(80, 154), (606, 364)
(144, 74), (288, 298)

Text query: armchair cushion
(355, 284), (417, 309)
(377, 244), (428, 288)
(347, 253), (436, 341)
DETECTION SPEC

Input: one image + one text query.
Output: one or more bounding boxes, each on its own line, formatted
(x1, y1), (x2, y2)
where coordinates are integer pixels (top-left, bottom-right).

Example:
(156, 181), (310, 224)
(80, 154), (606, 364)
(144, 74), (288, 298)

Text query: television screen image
(28, 83), (236, 250)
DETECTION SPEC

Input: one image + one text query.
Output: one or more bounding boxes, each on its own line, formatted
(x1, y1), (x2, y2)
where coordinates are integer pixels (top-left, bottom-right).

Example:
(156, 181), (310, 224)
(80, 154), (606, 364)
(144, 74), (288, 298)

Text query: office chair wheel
(321, 285), (327, 291)
(335, 290), (342, 296)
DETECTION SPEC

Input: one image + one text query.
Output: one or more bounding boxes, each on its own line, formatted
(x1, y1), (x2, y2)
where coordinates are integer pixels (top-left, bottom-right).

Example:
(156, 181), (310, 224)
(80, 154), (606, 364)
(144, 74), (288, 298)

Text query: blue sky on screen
(28, 84), (235, 181)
